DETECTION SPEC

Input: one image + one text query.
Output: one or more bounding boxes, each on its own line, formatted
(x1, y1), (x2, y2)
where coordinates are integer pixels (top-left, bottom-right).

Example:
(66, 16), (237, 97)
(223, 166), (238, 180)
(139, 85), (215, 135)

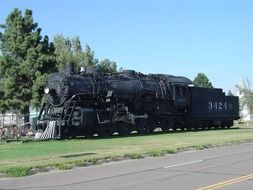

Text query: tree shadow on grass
(59, 152), (96, 158)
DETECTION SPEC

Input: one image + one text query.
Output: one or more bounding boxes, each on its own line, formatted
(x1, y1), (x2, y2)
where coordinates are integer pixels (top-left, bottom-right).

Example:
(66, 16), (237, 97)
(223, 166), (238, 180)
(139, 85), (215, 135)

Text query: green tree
(236, 78), (253, 114)
(0, 9), (56, 123)
(98, 59), (117, 73)
(53, 35), (83, 71)
(227, 90), (234, 96)
(82, 44), (99, 68)
(193, 73), (213, 88)
(53, 35), (98, 71)
(53, 35), (117, 73)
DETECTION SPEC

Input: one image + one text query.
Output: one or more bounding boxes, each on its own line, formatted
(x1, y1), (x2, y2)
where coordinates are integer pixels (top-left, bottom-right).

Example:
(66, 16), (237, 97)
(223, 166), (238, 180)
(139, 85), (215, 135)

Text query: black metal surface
(189, 87), (239, 119)
(37, 66), (240, 138)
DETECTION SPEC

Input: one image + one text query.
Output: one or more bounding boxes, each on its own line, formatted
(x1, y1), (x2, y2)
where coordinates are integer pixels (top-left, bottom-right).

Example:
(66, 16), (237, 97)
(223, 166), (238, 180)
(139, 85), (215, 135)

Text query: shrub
(148, 151), (164, 157)
(124, 153), (144, 159)
(5, 167), (32, 177)
(54, 163), (73, 170)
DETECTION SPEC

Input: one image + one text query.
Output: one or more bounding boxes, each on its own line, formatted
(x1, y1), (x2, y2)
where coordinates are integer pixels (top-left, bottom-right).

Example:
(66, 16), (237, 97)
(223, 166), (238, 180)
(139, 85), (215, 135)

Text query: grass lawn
(0, 123), (253, 176)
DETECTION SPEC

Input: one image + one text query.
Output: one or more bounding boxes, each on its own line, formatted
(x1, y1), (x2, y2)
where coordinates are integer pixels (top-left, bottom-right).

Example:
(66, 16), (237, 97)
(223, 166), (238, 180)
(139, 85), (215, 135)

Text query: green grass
(4, 167), (32, 177)
(147, 150), (165, 157)
(54, 163), (74, 170)
(124, 153), (144, 159)
(0, 123), (253, 177)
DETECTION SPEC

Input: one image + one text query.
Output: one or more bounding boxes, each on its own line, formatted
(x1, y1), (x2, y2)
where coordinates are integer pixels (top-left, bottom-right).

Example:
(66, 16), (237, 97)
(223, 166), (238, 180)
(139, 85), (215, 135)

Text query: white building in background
(237, 79), (253, 121)
(237, 100), (253, 121)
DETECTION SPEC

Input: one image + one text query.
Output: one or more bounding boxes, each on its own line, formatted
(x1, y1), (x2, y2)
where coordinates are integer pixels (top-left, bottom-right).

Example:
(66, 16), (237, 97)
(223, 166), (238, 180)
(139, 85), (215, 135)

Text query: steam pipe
(65, 62), (74, 75)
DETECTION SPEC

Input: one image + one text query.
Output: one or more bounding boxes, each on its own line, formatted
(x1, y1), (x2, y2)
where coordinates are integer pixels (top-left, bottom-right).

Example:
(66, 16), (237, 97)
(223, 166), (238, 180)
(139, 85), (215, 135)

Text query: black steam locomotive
(36, 63), (239, 139)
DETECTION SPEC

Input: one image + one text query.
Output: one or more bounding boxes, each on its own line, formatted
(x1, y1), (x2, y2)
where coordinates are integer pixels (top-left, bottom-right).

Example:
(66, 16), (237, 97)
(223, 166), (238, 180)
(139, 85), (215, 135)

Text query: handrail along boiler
(36, 63), (239, 139)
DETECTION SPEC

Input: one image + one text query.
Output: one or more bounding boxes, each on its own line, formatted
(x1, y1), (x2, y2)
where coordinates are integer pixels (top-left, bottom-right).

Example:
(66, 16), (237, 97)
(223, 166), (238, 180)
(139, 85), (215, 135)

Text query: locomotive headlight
(44, 87), (50, 94)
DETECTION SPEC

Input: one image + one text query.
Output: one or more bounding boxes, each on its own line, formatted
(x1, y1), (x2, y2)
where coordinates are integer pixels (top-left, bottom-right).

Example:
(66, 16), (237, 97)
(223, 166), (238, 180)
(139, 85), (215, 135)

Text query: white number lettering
(224, 102), (227, 110)
(208, 102), (212, 110)
(214, 102), (218, 110)
(208, 101), (229, 111)
(219, 102), (223, 110)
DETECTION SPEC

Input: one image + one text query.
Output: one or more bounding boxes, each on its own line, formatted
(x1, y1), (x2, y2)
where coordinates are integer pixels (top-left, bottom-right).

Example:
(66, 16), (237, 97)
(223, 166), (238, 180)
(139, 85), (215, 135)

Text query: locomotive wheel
(137, 127), (150, 134)
(147, 117), (156, 133)
(161, 119), (174, 132)
(136, 119), (150, 135)
(118, 123), (131, 136)
(227, 122), (232, 128)
(161, 119), (169, 132)
(85, 129), (95, 138)
(97, 125), (114, 137)
(97, 129), (114, 137)
(180, 125), (187, 131)
(225, 120), (233, 128)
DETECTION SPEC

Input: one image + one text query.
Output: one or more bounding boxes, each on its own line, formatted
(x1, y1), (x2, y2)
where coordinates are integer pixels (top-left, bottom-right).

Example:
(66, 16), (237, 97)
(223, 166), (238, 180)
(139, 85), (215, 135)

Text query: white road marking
(163, 160), (204, 169)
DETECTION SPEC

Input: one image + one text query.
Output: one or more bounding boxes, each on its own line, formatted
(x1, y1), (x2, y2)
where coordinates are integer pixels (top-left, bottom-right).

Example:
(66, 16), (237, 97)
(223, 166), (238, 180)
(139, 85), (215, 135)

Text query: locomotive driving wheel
(161, 118), (174, 132)
(147, 117), (156, 133)
(135, 118), (150, 135)
(97, 130), (114, 137)
(85, 129), (95, 138)
(118, 122), (131, 136)
(161, 119), (169, 132)
(97, 124), (114, 137)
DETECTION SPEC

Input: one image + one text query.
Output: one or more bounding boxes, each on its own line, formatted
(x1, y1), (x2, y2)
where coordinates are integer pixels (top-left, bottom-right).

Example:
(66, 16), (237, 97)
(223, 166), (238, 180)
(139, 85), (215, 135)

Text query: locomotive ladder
(63, 101), (76, 124)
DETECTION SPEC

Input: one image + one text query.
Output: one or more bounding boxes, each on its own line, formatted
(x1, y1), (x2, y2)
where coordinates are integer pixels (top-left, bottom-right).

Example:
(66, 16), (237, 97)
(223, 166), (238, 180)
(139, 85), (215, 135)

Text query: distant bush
(163, 149), (177, 154)
(5, 167), (32, 177)
(54, 163), (73, 170)
(148, 151), (165, 157)
(124, 153), (144, 159)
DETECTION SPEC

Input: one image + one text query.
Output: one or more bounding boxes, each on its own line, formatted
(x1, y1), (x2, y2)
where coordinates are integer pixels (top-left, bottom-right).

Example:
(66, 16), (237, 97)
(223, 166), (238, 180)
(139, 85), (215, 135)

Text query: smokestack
(65, 62), (74, 75)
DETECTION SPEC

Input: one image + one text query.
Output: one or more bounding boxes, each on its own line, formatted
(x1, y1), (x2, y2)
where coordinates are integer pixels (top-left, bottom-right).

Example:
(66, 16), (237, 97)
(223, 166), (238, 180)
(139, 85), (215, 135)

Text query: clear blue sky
(1, 0), (252, 93)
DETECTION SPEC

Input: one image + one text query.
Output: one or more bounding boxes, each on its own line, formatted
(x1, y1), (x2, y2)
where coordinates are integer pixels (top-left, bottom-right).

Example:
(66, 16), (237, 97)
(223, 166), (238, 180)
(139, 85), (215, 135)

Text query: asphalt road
(1, 143), (253, 190)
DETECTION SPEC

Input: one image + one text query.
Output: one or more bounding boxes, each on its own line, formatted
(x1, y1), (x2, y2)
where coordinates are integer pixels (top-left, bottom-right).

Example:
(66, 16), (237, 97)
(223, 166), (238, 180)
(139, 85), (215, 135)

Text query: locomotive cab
(173, 84), (189, 107)
(165, 75), (192, 108)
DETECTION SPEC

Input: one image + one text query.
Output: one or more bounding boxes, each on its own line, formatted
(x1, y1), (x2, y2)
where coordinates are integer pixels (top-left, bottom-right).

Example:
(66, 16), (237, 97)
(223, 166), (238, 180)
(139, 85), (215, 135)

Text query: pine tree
(99, 59), (117, 73)
(193, 73), (213, 88)
(227, 90), (234, 96)
(82, 44), (99, 68)
(0, 9), (56, 123)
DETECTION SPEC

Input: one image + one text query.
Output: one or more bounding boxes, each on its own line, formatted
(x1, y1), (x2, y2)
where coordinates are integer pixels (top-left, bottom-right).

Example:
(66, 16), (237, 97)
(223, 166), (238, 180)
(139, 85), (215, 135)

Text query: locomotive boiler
(36, 63), (239, 139)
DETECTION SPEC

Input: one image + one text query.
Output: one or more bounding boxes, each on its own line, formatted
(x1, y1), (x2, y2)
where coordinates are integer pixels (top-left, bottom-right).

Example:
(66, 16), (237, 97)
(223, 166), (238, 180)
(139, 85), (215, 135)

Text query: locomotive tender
(36, 63), (239, 139)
